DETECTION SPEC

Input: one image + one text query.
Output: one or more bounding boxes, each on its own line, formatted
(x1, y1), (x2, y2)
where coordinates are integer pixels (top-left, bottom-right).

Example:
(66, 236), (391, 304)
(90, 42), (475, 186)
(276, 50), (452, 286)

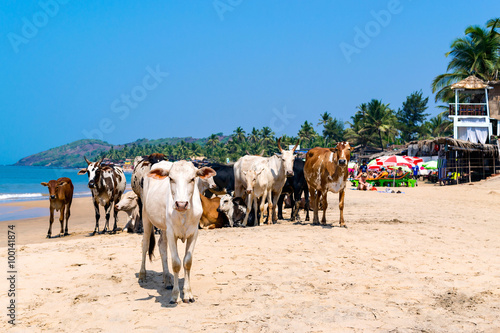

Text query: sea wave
(0, 193), (43, 201)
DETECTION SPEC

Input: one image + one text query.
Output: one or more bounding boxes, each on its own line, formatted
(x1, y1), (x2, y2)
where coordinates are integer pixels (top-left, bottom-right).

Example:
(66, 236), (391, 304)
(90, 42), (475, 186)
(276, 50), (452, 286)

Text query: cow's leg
(309, 186), (320, 225)
(182, 232), (198, 303)
(271, 190), (281, 223)
(292, 188), (300, 221)
(111, 198), (120, 233)
(242, 193), (253, 227)
(103, 202), (112, 234)
(47, 207), (54, 238)
(256, 194), (264, 226)
(64, 202), (71, 236)
(265, 190), (273, 225)
(58, 205), (65, 237)
(166, 232), (182, 304)
(92, 200), (100, 235)
(321, 191), (328, 225)
(304, 186), (310, 222)
(158, 230), (172, 287)
(277, 194), (285, 220)
(136, 197), (144, 233)
(138, 215), (153, 282)
(339, 189), (346, 228)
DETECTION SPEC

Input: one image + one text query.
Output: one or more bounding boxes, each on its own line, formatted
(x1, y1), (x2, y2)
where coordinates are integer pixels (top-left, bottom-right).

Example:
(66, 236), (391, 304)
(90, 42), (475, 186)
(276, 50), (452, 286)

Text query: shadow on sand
(135, 271), (185, 308)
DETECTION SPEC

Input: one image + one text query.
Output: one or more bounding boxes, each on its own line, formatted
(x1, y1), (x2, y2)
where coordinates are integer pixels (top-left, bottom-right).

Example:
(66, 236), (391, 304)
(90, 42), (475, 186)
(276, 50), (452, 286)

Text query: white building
(449, 75), (500, 144)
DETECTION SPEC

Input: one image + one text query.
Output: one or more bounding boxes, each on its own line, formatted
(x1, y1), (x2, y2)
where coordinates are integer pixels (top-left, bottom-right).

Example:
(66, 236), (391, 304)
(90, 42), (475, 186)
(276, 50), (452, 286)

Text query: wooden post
(455, 151), (458, 185)
(468, 151), (471, 183)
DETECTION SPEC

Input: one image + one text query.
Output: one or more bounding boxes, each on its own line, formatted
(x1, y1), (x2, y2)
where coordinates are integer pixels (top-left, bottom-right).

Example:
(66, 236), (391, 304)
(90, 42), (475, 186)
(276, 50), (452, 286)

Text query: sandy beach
(1, 180), (500, 332)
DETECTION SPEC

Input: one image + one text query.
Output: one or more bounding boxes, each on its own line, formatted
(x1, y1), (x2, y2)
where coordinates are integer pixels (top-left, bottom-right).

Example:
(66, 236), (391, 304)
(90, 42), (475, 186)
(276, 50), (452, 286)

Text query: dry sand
(1, 180), (500, 332)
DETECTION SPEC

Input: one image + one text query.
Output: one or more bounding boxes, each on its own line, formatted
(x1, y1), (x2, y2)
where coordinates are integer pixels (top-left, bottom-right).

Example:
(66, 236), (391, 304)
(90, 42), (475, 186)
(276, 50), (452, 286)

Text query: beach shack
(407, 137), (499, 184)
(448, 75), (500, 143)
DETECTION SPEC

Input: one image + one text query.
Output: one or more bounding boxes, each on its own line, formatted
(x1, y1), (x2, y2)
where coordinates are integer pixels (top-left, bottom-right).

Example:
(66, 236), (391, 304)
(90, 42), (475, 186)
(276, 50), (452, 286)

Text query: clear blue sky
(0, 1), (498, 165)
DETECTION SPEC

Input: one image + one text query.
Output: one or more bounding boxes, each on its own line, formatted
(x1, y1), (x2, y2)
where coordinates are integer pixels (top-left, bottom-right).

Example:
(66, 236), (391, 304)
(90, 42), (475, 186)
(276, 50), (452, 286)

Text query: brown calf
(303, 142), (352, 227)
(41, 177), (74, 238)
(199, 194), (228, 229)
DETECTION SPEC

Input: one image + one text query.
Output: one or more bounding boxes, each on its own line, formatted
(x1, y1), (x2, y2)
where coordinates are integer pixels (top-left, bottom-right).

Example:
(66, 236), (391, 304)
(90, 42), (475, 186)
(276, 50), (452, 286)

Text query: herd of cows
(41, 139), (352, 303)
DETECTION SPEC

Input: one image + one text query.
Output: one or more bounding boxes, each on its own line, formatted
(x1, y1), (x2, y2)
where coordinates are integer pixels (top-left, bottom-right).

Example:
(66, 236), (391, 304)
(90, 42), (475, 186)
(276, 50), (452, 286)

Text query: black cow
(203, 163), (234, 197)
(278, 158), (310, 221)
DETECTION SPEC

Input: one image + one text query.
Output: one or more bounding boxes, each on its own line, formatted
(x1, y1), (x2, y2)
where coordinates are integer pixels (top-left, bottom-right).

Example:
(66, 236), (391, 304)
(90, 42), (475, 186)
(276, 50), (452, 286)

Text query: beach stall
(407, 137), (499, 184)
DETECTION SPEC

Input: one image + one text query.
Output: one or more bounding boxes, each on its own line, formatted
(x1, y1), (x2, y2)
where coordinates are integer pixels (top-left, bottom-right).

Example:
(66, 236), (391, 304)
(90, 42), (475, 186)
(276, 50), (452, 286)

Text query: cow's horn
(84, 156), (91, 165)
(98, 155), (105, 165)
(277, 137), (283, 153)
(292, 139), (300, 152)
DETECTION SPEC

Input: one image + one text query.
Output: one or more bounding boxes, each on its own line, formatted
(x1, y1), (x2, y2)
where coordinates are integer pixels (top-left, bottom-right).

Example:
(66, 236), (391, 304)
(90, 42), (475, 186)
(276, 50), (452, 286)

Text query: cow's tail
(148, 227), (155, 261)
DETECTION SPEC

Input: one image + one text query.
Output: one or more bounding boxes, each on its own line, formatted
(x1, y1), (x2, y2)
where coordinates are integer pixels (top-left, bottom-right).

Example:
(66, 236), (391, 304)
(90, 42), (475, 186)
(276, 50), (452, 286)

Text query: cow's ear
(59, 181), (67, 187)
(197, 167), (216, 179)
(329, 147), (338, 152)
(77, 169), (87, 175)
(148, 168), (169, 180)
(41, 182), (49, 187)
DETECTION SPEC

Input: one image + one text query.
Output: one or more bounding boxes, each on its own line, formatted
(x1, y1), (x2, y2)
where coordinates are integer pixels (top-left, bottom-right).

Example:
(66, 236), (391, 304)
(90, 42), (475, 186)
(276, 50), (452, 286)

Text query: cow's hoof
(138, 272), (146, 282)
(183, 298), (195, 303)
(64, 232), (69, 236)
(305, 218), (310, 221)
(340, 225), (347, 228)
(46, 235), (51, 239)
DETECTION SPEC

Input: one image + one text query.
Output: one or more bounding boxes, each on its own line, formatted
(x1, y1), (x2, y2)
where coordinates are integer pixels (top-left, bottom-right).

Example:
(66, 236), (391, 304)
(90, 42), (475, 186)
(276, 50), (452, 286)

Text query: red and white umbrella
(404, 156), (423, 164)
(375, 155), (418, 186)
(376, 155), (416, 168)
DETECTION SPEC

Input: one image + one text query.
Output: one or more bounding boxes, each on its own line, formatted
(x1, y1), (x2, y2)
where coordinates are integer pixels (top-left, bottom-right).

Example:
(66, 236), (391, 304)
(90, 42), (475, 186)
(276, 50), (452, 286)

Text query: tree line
(103, 17), (499, 163)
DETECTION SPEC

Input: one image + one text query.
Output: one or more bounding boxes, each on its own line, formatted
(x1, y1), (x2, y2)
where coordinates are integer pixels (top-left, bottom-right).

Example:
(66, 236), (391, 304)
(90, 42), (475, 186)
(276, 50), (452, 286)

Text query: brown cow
(199, 194), (228, 229)
(40, 177), (74, 238)
(304, 142), (352, 227)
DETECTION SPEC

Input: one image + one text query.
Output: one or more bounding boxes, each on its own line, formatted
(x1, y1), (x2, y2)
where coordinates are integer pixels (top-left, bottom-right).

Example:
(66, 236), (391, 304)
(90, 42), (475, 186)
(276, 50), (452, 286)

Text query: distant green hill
(15, 136), (227, 168)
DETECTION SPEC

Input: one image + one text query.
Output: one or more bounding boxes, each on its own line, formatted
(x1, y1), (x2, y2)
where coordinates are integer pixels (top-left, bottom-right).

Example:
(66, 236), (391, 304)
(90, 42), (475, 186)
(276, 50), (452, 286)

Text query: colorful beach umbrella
(375, 155), (418, 187)
(421, 160), (438, 170)
(376, 155), (416, 168)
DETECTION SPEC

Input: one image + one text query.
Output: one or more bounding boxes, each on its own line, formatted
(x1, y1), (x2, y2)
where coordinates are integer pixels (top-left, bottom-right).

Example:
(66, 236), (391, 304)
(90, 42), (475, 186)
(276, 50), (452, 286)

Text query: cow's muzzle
(50, 195), (56, 199)
(286, 171), (294, 177)
(88, 181), (95, 188)
(338, 159), (347, 165)
(246, 189), (252, 194)
(175, 201), (189, 212)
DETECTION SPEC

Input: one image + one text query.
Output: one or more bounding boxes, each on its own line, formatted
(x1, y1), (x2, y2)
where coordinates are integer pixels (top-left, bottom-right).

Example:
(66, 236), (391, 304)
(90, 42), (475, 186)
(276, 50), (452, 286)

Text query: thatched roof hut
(408, 137), (498, 157)
(450, 75), (491, 90)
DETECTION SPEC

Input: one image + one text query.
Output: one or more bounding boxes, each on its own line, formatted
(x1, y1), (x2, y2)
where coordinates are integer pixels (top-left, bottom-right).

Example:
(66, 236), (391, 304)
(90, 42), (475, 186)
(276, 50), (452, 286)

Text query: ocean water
(0, 165), (132, 203)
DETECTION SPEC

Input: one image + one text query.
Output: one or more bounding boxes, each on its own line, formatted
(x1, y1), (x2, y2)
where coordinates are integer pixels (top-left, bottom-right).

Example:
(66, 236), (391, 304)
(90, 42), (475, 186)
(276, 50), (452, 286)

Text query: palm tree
(359, 99), (397, 149)
(232, 126), (246, 143)
(260, 127), (275, 153)
(298, 121), (317, 147)
(421, 113), (453, 138)
(317, 111), (332, 127)
(248, 127), (261, 144)
(207, 134), (220, 148)
(432, 18), (500, 103)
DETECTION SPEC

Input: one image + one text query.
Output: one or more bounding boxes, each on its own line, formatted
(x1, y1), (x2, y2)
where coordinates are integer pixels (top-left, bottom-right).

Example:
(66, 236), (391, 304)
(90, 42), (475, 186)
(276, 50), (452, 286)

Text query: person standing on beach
(412, 164), (420, 185)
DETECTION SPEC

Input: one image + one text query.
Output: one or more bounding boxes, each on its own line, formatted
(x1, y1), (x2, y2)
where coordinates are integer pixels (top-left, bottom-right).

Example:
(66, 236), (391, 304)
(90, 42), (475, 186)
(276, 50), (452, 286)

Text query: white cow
(139, 160), (216, 304)
(234, 138), (298, 225)
(114, 191), (141, 233)
(242, 160), (273, 225)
